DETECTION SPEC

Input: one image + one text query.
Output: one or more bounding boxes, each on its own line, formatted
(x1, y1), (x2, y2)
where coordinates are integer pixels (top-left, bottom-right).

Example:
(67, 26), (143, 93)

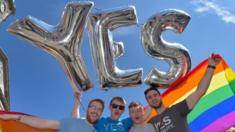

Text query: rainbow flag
(0, 111), (56, 132)
(161, 57), (235, 131)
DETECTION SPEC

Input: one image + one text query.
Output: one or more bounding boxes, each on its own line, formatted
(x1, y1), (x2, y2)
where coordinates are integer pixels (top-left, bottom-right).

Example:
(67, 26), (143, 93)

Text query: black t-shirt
(148, 100), (191, 132)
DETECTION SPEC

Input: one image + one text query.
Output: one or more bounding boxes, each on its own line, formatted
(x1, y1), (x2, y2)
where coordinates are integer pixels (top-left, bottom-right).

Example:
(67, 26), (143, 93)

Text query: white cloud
(195, 6), (210, 13)
(193, 0), (235, 24)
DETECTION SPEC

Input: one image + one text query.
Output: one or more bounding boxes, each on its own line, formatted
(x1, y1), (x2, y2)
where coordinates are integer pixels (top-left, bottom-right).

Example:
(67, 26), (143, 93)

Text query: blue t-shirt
(59, 118), (96, 132)
(95, 117), (132, 132)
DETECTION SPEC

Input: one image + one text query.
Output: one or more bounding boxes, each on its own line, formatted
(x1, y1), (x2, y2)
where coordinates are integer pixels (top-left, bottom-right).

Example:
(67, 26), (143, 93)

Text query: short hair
(144, 87), (161, 99)
(109, 96), (126, 106)
(88, 99), (105, 112)
(128, 101), (142, 109)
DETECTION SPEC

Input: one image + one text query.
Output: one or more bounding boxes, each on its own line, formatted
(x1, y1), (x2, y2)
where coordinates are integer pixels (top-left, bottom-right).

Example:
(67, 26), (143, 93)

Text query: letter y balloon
(7, 1), (94, 92)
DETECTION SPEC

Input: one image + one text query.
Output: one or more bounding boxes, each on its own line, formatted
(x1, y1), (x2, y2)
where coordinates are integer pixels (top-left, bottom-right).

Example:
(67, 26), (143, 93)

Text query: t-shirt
(95, 117), (132, 132)
(148, 100), (191, 132)
(59, 118), (96, 132)
(129, 123), (155, 132)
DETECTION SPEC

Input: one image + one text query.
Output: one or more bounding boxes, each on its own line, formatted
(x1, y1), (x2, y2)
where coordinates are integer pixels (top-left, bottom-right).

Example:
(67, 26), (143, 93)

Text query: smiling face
(109, 99), (125, 120)
(145, 89), (163, 109)
(129, 104), (144, 125)
(86, 100), (103, 124)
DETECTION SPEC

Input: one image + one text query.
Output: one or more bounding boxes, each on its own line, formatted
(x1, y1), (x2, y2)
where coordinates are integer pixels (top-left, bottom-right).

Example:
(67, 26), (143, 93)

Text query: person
(0, 94), (104, 132)
(72, 95), (132, 132)
(128, 101), (155, 132)
(144, 54), (222, 132)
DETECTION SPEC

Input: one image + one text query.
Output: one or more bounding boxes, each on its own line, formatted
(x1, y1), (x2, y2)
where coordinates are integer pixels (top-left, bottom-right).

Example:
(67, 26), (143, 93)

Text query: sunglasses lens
(119, 106), (124, 110)
(111, 104), (124, 110)
(111, 104), (118, 109)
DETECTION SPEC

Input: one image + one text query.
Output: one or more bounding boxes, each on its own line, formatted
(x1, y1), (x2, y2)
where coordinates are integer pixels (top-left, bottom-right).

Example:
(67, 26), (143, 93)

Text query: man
(0, 97), (104, 132)
(72, 96), (132, 132)
(128, 101), (155, 132)
(144, 54), (222, 132)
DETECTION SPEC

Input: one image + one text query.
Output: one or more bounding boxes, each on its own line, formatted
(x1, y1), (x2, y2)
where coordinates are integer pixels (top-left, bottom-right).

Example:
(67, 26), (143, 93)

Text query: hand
(208, 53), (222, 67)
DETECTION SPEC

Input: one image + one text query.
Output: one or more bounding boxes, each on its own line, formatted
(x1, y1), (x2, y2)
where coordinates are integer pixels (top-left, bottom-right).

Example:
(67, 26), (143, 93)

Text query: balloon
(88, 6), (143, 89)
(141, 9), (191, 88)
(7, 1), (94, 92)
(0, 0), (15, 23)
(0, 49), (10, 111)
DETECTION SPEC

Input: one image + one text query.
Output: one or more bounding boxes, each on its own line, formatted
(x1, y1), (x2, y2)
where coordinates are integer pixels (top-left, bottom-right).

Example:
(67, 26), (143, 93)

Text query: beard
(86, 114), (97, 124)
(151, 100), (163, 109)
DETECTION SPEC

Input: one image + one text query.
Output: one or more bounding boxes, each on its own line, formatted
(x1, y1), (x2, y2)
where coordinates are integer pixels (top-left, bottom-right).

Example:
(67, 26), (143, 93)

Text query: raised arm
(71, 92), (82, 118)
(0, 114), (59, 129)
(186, 54), (222, 110)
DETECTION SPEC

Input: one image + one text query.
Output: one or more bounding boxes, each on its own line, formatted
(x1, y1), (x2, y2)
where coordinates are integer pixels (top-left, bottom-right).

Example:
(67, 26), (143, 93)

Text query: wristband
(208, 65), (216, 69)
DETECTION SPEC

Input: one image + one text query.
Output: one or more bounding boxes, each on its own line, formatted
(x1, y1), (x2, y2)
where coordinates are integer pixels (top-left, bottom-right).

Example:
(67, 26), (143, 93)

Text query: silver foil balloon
(0, 49), (10, 111)
(142, 9), (191, 88)
(88, 6), (143, 89)
(7, 1), (94, 92)
(0, 0), (15, 23)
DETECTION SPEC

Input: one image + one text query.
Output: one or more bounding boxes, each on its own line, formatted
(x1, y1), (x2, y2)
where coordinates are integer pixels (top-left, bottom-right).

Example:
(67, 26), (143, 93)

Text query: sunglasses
(111, 104), (125, 110)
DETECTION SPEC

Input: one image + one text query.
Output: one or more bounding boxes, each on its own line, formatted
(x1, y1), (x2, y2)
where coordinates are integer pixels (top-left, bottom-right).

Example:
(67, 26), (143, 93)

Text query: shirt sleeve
(175, 100), (191, 116)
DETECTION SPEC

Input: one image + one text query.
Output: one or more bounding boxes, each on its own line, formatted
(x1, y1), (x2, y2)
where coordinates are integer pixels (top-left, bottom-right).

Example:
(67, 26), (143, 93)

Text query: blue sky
(0, 0), (235, 120)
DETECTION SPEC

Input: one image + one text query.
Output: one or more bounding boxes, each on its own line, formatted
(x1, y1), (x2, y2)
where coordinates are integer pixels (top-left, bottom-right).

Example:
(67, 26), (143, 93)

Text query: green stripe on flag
(229, 80), (235, 94)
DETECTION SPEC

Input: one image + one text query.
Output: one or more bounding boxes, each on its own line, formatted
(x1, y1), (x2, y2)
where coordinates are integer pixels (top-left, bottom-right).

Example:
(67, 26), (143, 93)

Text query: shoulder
(60, 118), (85, 123)
(95, 117), (107, 127)
(170, 100), (191, 116)
(99, 117), (108, 122)
(121, 117), (133, 128)
(145, 123), (155, 131)
(121, 117), (132, 122)
(170, 100), (188, 110)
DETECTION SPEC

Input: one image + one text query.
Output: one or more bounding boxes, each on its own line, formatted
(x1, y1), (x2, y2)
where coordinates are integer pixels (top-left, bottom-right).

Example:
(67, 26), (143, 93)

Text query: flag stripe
(189, 96), (235, 131)
(202, 110), (235, 132)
